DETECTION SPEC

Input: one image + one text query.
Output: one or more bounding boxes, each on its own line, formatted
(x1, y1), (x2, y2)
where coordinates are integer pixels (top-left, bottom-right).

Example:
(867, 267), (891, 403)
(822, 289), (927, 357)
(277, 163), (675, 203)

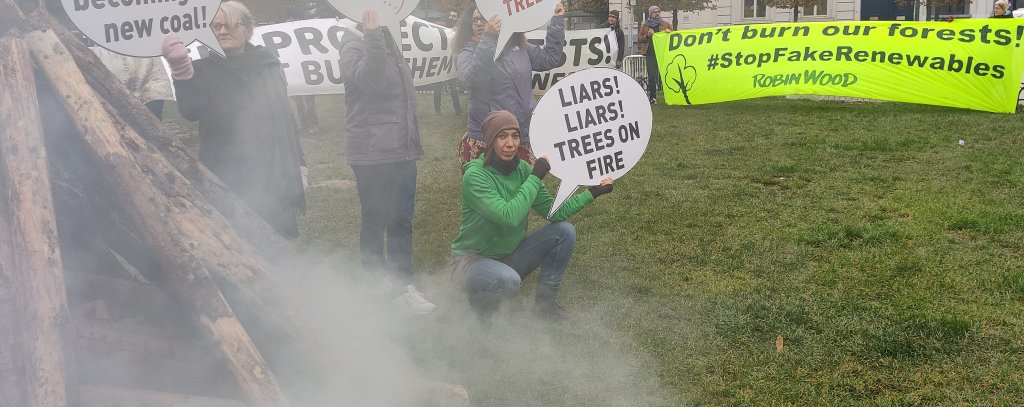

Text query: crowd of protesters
(153, 1), (612, 322)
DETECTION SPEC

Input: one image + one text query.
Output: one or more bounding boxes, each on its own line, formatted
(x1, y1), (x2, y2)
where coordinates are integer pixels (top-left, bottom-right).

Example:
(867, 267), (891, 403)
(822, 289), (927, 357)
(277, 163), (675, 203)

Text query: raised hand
(554, 2), (565, 16)
(161, 34), (193, 80)
(363, 8), (381, 32)
(485, 15), (502, 34)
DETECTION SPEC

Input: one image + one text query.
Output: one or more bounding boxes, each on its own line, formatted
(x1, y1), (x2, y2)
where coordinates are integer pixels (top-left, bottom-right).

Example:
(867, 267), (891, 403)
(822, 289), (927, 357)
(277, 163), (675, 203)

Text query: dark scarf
(209, 43), (280, 72)
(644, 16), (664, 30)
(489, 156), (520, 175)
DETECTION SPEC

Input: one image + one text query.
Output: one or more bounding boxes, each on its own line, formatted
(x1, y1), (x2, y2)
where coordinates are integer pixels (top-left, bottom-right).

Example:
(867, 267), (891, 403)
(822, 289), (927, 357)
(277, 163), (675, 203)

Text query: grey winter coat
(458, 15), (565, 144)
(338, 28), (423, 166)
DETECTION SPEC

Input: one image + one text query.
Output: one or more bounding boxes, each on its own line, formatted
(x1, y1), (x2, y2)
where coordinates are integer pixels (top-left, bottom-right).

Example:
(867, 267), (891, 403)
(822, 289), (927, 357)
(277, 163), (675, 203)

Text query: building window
(803, 0), (828, 16)
(744, 0), (767, 18)
(934, 0), (971, 16)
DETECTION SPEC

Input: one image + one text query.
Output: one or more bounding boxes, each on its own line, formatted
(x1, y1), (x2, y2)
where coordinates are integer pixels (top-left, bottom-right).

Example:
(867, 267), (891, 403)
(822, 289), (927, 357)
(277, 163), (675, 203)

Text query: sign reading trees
(477, 0), (558, 60)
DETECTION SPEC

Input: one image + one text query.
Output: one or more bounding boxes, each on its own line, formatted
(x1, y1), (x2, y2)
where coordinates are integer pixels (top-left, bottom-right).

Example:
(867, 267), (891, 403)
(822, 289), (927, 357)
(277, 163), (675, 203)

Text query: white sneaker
(392, 284), (436, 315)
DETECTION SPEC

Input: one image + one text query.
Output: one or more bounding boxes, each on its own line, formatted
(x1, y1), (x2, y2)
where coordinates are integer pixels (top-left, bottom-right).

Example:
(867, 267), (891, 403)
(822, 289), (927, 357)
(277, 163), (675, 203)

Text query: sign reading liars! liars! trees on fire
(325, 0), (419, 49)
(62, 0), (225, 57)
(530, 68), (652, 218)
(477, 0), (557, 61)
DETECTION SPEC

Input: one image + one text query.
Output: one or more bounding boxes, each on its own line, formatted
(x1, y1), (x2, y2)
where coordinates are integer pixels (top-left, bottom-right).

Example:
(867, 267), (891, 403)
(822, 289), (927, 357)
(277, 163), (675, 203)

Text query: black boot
(468, 295), (498, 326)
(532, 284), (573, 323)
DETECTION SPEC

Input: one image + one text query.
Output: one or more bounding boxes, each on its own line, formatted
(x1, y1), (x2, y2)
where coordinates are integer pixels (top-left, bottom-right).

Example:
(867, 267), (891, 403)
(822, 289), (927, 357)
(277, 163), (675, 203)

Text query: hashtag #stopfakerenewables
(703, 45), (1007, 78)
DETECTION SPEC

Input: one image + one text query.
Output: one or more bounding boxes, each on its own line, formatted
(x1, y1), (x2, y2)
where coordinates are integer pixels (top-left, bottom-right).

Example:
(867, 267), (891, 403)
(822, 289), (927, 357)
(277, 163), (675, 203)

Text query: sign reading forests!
(477, 0), (558, 60)
(63, 0), (225, 57)
(528, 28), (620, 95)
(530, 68), (652, 217)
(652, 19), (1024, 113)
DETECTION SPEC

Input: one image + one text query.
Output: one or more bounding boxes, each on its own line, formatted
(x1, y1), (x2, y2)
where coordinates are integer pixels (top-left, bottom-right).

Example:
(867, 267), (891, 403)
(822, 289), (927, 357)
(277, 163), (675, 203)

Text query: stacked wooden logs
(0, 2), (469, 406)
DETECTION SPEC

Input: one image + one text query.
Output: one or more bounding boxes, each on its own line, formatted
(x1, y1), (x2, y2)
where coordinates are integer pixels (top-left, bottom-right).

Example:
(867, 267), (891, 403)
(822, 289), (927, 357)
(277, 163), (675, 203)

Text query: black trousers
(351, 160), (417, 284)
(645, 53), (661, 99)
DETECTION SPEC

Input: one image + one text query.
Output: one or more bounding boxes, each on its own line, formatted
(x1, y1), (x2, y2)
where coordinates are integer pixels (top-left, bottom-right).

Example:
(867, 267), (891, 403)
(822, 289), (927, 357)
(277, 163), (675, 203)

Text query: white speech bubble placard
(477, 0), (558, 60)
(529, 68), (652, 218)
(62, 0), (224, 57)
(325, 0), (419, 49)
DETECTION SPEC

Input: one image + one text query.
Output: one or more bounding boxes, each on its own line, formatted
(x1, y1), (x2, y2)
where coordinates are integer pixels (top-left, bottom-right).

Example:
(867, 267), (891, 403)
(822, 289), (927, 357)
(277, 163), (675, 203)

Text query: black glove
(531, 157), (550, 179)
(589, 184), (613, 198)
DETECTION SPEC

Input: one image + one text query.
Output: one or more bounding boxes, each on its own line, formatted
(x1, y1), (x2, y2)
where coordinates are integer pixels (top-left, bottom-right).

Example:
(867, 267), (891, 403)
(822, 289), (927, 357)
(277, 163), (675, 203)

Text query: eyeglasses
(449, 14), (459, 18)
(211, 22), (247, 32)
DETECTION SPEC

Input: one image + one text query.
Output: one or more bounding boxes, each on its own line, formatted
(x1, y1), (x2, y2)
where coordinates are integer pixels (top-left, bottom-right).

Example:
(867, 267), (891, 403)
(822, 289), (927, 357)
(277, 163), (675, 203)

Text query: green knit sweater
(451, 158), (595, 259)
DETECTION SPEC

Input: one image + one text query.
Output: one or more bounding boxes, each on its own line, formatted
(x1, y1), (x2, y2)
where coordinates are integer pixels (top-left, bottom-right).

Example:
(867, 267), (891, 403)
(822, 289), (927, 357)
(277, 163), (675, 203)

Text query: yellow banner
(652, 20), (1024, 113)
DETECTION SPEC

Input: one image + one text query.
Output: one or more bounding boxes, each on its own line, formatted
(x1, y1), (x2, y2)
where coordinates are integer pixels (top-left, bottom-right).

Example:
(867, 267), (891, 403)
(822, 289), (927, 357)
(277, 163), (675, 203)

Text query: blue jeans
(351, 160), (417, 284)
(462, 222), (577, 309)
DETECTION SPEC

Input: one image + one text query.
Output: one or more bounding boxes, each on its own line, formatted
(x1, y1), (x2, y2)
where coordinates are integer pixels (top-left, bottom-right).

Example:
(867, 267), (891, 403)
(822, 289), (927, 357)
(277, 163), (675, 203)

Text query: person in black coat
(599, 10), (626, 69)
(162, 1), (306, 239)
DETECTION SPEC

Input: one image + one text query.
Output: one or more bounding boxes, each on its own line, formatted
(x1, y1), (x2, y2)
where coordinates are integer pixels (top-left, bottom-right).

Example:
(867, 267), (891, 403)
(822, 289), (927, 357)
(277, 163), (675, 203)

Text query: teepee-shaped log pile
(0, 2), (469, 406)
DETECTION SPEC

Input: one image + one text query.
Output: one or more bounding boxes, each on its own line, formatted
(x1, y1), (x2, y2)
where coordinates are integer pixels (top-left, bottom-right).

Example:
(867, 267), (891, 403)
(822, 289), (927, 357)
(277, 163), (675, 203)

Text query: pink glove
(161, 34), (193, 80)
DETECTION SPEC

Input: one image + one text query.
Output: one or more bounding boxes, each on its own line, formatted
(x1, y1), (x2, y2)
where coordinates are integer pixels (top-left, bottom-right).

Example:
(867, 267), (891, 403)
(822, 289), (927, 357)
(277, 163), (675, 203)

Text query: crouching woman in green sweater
(450, 110), (614, 323)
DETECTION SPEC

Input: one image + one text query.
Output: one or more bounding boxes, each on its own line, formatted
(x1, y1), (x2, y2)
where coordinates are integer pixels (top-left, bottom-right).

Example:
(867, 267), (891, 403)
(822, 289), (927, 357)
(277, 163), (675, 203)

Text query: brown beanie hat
(482, 110), (520, 148)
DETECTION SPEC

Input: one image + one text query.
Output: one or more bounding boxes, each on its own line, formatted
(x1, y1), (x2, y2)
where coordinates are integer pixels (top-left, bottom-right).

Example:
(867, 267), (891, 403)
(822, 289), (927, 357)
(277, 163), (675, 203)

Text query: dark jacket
(611, 24), (625, 63)
(174, 44), (305, 238)
(338, 28), (423, 165)
(598, 22), (626, 63)
(458, 15), (565, 144)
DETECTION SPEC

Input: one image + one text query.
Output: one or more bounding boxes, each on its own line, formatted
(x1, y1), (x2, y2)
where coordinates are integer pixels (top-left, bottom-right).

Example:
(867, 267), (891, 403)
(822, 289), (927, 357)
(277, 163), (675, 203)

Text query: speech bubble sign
(476, 0), (557, 61)
(62, 0), (224, 57)
(529, 68), (652, 218)
(324, 0), (420, 49)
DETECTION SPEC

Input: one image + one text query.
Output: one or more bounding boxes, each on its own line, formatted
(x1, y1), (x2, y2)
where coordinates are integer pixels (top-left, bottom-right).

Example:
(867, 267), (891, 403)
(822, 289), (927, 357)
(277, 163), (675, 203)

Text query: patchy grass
(167, 95), (1024, 405)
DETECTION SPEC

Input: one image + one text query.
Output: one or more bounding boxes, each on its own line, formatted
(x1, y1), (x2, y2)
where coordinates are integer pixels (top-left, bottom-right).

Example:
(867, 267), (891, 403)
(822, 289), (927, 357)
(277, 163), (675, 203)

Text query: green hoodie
(451, 157), (595, 259)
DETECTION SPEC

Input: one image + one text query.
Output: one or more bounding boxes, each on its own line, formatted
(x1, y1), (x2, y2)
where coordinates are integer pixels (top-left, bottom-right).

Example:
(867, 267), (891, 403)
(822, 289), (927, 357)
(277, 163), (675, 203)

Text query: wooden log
(421, 380), (471, 407)
(23, 29), (290, 407)
(0, 0), (25, 34)
(80, 385), (245, 407)
(36, 79), (163, 283)
(24, 15), (335, 390)
(22, 28), (325, 395)
(0, 137), (24, 407)
(64, 271), (180, 323)
(70, 315), (239, 398)
(23, 9), (294, 262)
(0, 35), (69, 407)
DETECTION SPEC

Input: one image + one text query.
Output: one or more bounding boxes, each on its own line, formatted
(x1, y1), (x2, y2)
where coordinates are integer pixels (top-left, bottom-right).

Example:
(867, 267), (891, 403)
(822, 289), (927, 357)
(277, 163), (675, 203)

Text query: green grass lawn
(171, 95), (1024, 405)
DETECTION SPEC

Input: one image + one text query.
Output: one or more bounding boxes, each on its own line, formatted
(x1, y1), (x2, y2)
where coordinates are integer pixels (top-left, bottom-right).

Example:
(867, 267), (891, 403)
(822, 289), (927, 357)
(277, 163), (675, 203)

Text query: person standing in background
(339, 8), (436, 314)
(453, 2), (566, 167)
(287, 6), (320, 134)
(637, 5), (671, 104)
(162, 1), (307, 239)
(434, 9), (463, 115)
(91, 47), (173, 120)
(599, 10), (625, 69)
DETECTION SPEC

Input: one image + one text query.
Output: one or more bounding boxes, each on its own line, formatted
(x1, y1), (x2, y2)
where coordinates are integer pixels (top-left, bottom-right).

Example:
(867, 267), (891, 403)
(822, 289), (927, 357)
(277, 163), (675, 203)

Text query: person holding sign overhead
(453, 1), (567, 167)
(338, 8), (436, 315)
(450, 110), (614, 324)
(162, 1), (307, 239)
